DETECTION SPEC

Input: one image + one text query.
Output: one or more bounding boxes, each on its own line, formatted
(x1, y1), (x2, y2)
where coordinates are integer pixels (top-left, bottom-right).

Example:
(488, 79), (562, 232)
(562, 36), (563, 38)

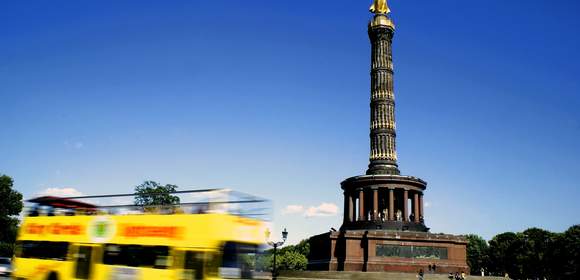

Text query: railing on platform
(24, 188), (271, 221)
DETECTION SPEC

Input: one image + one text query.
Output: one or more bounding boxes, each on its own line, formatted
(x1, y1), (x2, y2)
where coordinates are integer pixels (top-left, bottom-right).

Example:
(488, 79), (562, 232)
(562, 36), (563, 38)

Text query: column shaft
(414, 192), (420, 223)
(403, 189), (408, 222)
(388, 189), (394, 221)
(343, 192), (349, 223)
(348, 193), (354, 222)
(367, 20), (400, 176)
(373, 189), (379, 221)
(419, 193), (424, 220)
(359, 190), (365, 221)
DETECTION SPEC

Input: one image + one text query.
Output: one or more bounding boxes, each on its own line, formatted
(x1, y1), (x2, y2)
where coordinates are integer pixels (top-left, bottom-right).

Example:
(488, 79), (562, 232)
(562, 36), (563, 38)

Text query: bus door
(178, 250), (205, 280)
(73, 244), (100, 280)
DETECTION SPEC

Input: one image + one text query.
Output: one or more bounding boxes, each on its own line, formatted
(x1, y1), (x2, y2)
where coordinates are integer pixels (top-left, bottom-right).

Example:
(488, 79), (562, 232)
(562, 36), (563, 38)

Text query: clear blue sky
(1, 0), (579, 245)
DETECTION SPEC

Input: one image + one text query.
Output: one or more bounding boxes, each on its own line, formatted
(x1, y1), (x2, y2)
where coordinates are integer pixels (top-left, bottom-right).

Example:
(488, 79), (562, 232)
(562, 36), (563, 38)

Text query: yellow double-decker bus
(12, 189), (270, 280)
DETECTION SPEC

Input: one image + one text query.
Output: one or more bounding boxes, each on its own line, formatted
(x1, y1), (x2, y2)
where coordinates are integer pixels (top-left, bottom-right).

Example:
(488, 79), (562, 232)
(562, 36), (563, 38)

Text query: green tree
(134, 181), (180, 207)
(466, 234), (489, 275)
(280, 250), (307, 271)
(488, 232), (523, 278)
(255, 252), (287, 272)
(256, 239), (310, 272)
(550, 225), (580, 280)
(519, 228), (555, 279)
(480, 226), (580, 279)
(255, 253), (272, 272)
(293, 239), (310, 257)
(0, 175), (23, 257)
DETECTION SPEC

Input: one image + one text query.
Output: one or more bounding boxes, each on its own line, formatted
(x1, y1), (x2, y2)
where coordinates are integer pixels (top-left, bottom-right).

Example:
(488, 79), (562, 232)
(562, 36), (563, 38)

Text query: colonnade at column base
(341, 174), (428, 232)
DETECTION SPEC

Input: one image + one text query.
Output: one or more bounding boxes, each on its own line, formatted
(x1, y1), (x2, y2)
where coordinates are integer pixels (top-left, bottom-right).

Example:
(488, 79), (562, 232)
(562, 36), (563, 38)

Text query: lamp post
(267, 227), (288, 280)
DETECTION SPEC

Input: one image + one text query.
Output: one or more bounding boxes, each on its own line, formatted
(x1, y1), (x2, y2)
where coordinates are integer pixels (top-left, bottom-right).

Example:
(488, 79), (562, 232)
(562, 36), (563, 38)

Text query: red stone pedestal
(308, 230), (469, 274)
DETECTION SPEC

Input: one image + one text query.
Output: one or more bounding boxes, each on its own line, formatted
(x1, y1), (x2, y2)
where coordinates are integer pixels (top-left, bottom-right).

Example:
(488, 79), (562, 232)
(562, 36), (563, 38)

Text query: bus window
(184, 251), (204, 280)
(17, 241), (69, 261)
(103, 244), (170, 269)
(219, 242), (258, 279)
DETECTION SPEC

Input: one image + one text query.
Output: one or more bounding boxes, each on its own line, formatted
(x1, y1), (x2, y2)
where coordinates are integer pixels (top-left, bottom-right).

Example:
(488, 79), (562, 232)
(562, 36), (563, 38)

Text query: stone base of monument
(308, 230), (469, 274)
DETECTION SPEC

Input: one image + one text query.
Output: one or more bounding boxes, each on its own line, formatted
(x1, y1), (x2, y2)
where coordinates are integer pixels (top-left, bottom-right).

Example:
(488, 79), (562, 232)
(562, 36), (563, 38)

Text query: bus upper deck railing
(24, 188), (271, 221)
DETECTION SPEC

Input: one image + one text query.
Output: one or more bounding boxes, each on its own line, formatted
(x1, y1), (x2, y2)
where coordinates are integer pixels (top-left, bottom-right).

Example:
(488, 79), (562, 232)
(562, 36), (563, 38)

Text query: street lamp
(267, 227), (288, 280)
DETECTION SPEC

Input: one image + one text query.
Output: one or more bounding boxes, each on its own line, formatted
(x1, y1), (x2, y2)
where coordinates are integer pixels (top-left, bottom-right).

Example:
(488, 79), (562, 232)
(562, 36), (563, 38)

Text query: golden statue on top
(369, 0), (391, 15)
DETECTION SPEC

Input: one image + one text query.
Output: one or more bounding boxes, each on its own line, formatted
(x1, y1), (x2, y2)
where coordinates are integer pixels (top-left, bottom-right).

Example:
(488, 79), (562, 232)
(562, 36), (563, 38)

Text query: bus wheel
(47, 272), (58, 280)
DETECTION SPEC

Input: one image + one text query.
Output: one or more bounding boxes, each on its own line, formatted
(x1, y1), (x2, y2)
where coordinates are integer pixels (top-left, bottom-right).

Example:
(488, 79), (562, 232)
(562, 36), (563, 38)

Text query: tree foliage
(280, 250), (308, 271)
(465, 234), (488, 275)
(488, 232), (522, 277)
(255, 253), (273, 272)
(0, 175), (23, 257)
(134, 181), (180, 207)
(293, 239), (310, 257)
(256, 239), (310, 272)
(0, 175), (23, 217)
(552, 225), (580, 279)
(470, 225), (579, 280)
(519, 228), (556, 279)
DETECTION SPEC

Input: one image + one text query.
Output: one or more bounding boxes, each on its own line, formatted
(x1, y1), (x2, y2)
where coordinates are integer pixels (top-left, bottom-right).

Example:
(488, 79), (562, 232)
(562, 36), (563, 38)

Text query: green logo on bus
(89, 217), (115, 243)
(94, 221), (108, 237)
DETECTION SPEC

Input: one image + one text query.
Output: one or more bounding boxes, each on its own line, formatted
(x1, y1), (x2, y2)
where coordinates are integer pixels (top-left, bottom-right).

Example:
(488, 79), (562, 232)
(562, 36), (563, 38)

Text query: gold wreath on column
(369, 0), (391, 15)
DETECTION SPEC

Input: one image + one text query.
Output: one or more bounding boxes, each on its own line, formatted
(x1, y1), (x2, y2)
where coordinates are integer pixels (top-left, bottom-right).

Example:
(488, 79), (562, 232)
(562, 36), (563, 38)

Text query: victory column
(308, 1), (469, 273)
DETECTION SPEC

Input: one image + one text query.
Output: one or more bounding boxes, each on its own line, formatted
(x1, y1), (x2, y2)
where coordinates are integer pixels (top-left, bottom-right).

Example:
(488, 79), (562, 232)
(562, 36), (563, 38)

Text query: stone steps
(278, 271), (506, 280)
